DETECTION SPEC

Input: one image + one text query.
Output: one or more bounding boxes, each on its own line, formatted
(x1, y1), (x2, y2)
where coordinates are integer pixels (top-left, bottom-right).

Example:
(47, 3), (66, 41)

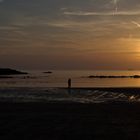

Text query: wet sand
(0, 101), (140, 140)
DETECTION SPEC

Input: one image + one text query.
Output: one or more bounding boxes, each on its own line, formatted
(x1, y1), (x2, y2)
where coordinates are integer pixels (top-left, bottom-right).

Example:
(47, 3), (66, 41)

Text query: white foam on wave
(0, 87), (140, 103)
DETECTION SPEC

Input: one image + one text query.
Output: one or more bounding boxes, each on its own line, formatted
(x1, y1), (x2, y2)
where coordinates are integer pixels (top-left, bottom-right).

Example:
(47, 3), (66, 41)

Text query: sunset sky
(0, 0), (140, 70)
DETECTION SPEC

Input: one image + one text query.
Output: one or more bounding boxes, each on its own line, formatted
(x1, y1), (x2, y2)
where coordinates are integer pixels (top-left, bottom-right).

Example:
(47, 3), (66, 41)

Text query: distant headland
(0, 68), (28, 75)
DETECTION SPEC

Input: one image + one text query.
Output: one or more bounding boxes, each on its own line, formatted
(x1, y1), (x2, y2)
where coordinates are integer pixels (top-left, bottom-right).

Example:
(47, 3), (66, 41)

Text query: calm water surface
(0, 70), (140, 88)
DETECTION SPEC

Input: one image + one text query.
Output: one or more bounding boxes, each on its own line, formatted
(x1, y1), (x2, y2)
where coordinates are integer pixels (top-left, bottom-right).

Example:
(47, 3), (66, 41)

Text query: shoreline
(0, 87), (140, 103)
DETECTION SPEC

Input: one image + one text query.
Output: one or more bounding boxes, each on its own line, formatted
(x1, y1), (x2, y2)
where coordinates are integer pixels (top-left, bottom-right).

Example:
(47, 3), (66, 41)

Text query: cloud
(0, 0), (4, 3)
(132, 21), (140, 28)
(46, 20), (112, 34)
(63, 10), (140, 16)
(0, 26), (19, 30)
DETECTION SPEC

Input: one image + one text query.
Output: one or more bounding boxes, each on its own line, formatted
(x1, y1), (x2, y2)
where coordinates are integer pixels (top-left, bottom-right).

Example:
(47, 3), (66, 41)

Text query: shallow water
(0, 87), (139, 103)
(0, 70), (140, 88)
(0, 70), (140, 103)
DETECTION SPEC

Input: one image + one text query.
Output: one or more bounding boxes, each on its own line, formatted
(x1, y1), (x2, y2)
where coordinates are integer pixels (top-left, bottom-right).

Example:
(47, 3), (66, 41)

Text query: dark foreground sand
(0, 101), (140, 140)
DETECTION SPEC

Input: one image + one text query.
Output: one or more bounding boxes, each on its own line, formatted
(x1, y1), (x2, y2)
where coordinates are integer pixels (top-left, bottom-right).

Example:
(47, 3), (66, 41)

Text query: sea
(0, 70), (140, 103)
(0, 70), (140, 88)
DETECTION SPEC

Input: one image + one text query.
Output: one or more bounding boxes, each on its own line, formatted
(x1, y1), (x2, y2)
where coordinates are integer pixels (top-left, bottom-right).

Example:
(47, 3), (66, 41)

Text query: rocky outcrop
(43, 71), (53, 74)
(87, 75), (140, 79)
(0, 68), (28, 75)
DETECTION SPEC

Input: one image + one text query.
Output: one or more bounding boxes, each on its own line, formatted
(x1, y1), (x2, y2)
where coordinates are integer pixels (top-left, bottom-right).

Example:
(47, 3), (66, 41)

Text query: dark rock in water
(21, 76), (36, 79)
(43, 71), (52, 74)
(87, 75), (140, 79)
(0, 68), (28, 75)
(0, 76), (13, 78)
(132, 75), (140, 78)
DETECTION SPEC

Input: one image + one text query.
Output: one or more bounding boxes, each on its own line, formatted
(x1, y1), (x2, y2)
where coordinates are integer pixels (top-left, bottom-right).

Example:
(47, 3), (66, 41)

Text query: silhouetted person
(68, 78), (71, 88)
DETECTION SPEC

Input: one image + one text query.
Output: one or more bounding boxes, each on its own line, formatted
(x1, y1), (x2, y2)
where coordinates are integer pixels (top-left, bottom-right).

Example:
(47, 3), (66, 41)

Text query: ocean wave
(0, 87), (140, 103)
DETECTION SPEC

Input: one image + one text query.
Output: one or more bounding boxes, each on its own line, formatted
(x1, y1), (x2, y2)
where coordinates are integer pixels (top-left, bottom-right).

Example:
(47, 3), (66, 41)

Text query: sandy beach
(0, 88), (140, 140)
(0, 102), (140, 140)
